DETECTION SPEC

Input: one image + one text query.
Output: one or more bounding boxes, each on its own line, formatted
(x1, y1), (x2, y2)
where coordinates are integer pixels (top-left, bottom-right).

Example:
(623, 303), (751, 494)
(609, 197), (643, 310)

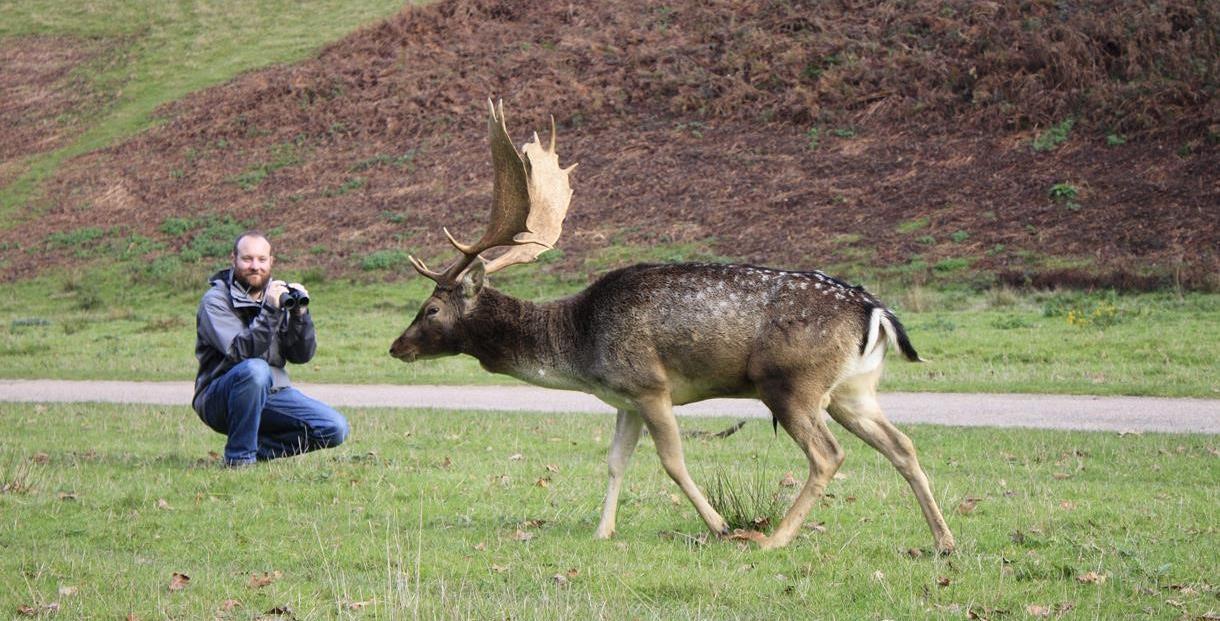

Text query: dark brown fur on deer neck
(458, 287), (577, 381)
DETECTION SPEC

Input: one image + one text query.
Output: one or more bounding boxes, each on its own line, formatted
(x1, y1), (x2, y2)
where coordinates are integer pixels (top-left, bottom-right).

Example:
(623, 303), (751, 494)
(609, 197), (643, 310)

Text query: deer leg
(637, 395), (730, 536)
(595, 408), (644, 539)
(828, 372), (956, 554)
(757, 389), (845, 550)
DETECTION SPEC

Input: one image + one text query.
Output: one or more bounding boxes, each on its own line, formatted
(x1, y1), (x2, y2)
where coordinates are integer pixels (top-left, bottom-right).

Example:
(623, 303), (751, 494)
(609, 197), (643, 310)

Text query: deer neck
(459, 288), (580, 387)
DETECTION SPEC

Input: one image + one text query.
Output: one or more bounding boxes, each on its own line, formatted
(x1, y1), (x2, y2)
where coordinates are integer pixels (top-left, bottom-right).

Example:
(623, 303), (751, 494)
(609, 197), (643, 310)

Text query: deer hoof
(935, 537), (957, 556)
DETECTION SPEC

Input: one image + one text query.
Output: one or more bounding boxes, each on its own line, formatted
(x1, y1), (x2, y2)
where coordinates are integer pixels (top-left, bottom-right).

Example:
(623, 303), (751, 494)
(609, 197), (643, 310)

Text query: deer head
(390, 100), (575, 362)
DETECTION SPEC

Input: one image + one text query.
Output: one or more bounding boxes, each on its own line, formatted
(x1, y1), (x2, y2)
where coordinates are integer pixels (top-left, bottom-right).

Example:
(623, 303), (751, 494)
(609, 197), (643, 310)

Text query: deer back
(561, 263), (891, 403)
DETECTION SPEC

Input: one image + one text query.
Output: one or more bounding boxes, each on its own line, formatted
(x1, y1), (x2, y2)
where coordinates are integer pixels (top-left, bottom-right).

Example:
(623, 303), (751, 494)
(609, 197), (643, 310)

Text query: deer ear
(461, 261), (485, 299)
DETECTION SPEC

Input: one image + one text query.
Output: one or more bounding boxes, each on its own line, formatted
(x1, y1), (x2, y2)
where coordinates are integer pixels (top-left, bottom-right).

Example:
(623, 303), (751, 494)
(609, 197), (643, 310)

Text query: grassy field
(2, 403), (1217, 619)
(0, 0), (411, 217)
(1, 267), (1218, 397)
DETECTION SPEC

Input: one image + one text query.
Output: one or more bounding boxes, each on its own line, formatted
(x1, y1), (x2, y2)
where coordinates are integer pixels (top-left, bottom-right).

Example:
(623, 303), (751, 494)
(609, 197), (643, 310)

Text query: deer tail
(878, 308), (924, 362)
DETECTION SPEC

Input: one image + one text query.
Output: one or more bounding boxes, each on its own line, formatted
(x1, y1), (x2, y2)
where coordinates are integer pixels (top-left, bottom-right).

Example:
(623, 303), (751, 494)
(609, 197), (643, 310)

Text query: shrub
(1032, 118), (1074, 152)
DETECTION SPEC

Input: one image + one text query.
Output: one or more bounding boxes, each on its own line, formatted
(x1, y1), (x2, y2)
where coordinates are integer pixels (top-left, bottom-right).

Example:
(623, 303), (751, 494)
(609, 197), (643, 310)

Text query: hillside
(1, 0), (1217, 290)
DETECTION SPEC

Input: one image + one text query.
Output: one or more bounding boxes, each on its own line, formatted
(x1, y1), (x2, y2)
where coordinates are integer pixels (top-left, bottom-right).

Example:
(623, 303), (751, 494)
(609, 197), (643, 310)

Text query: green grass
(0, 0), (412, 220)
(1032, 118), (1075, 153)
(1, 271), (1218, 397)
(2, 403), (1217, 618)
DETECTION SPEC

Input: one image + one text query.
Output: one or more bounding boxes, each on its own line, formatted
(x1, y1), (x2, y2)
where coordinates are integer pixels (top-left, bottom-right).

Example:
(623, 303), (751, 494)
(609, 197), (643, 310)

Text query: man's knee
(316, 408), (350, 448)
(232, 359), (273, 389)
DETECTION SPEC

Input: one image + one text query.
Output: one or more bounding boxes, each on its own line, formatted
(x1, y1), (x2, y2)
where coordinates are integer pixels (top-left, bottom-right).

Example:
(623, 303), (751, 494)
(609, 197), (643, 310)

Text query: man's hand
(287, 282), (310, 316)
(265, 280), (289, 309)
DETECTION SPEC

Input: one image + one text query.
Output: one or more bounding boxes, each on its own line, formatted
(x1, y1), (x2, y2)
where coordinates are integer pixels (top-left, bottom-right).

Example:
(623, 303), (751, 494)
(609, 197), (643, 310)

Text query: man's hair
(232, 230), (270, 256)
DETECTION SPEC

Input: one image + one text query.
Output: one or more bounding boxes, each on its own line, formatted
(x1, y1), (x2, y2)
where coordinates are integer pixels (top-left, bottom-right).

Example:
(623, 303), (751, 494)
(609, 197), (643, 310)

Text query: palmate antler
(410, 100), (576, 284)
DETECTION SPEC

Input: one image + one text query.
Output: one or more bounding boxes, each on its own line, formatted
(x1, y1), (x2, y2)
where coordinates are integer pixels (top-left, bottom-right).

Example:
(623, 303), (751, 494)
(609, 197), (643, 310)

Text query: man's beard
(236, 269), (269, 291)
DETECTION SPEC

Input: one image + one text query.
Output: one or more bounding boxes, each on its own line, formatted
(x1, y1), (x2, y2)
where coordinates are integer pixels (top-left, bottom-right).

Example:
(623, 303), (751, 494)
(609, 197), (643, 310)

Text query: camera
(279, 286), (310, 311)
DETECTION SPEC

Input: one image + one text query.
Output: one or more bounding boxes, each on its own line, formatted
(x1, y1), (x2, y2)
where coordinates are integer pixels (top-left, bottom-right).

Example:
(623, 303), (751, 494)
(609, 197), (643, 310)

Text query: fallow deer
(390, 101), (955, 553)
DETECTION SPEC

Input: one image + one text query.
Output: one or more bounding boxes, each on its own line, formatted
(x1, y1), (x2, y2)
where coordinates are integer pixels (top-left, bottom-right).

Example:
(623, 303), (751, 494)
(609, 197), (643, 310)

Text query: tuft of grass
(359, 249), (412, 271)
(703, 462), (786, 532)
(896, 216), (930, 234)
(805, 127), (821, 149)
(1032, 118), (1075, 152)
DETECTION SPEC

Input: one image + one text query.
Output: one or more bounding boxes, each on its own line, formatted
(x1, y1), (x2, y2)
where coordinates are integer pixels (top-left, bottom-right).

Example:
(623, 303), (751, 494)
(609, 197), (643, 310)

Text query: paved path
(1, 379), (1217, 434)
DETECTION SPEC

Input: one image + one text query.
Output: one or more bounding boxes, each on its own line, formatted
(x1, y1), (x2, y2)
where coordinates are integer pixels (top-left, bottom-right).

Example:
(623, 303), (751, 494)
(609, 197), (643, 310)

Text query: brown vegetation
(1, 0), (1217, 289)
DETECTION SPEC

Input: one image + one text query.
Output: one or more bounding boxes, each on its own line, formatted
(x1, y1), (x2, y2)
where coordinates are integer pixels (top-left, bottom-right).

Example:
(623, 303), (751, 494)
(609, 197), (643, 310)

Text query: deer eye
(426, 306), (440, 317)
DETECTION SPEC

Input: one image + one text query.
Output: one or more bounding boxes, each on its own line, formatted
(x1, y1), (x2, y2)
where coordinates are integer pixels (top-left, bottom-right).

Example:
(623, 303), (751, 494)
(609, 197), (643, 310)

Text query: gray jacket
(193, 268), (316, 412)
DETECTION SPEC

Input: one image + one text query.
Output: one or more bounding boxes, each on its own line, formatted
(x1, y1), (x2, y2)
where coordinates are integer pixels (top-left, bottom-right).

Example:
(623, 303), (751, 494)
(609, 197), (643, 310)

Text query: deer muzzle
(388, 336), (418, 362)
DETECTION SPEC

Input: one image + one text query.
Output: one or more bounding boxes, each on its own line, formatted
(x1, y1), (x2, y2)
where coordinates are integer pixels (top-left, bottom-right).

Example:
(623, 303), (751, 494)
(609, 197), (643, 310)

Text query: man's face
(232, 235), (274, 290)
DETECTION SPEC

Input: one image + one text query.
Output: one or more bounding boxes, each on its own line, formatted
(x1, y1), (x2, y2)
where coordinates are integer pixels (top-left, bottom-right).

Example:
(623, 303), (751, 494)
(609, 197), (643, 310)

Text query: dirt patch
(2, 0), (1217, 289)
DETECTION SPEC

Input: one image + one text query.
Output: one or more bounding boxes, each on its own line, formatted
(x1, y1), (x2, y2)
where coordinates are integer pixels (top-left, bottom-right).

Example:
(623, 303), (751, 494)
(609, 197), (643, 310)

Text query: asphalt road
(1, 379), (1217, 434)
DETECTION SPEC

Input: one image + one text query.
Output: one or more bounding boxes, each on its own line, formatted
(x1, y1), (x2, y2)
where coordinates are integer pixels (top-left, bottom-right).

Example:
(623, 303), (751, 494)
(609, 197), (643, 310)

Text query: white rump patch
(850, 308), (894, 376)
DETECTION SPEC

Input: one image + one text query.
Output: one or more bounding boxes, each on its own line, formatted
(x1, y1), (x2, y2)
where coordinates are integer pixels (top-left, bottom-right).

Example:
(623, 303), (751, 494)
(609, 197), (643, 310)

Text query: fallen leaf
(957, 497), (979, 515)
(263, 605), (294, 617)
(1052, 472), (1071, 480)
(508, 453), (524, 461)
(1059, 500), (1076, 510)
(438, 456), (452, 469)
(168, 572), (190, 592)
(492, 474), (510, 487)
(871, 570), (885, 582)
(156, 499), (172, 511)
(1077, 571), (1106, 584)
(907, 548), (923, 558)
(729, 529), (768, 543)
(668, 493), (682, 505)
(521, 519), (546, 528)
(534, 477), (550, 488)
(779, 472), (798, 487)
(16, 605), (36, 617)
(1025, 604), (1051, 618)
(219, 599), (240, 611)
(207, 451), (221, 462)
(844, 495), (857, 503)
(57, 492), (78, 501)
(805, 522), (827, 533)
(565, 568), (579, 578)
(552, 573), (569, 587)
(473, 542), (486, 551)
(32, 453), (50, 464)
(545, 464), (560, 473)
(125, 614), (140, 621)
(511, 529), (534, 542)
(491, 563), (509, 573)
(57, 586), (78, 597)
(346, 600), (373, 610)
(937, 576), (951, 587)
(248, 570), (283, 588)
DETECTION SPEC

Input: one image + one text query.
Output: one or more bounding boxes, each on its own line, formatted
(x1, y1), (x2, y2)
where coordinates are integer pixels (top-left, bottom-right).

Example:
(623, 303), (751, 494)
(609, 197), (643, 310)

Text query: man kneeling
(193, 230), (349, 467)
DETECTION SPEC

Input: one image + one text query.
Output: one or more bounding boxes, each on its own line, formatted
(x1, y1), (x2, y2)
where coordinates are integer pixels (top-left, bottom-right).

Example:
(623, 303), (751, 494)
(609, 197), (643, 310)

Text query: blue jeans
(198, 359), (349, 465)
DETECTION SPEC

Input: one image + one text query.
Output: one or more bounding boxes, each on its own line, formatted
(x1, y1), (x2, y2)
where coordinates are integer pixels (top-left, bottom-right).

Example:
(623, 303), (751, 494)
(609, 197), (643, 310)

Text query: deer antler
(410, 99), (575, 284)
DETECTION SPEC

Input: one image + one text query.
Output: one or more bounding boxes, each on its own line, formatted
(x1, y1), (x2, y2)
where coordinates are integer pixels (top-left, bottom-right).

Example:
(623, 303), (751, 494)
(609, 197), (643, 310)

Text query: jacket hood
(211, 267), (261, 308)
